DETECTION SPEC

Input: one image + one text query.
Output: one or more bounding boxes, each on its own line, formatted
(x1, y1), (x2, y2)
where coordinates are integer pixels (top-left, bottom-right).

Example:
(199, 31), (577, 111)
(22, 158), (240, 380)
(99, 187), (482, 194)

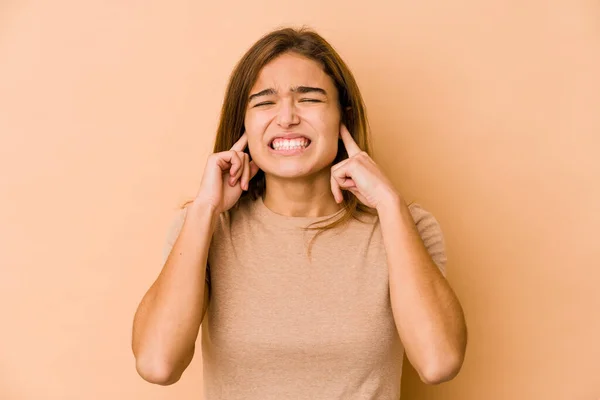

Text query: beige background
(1, 0), (599, 399)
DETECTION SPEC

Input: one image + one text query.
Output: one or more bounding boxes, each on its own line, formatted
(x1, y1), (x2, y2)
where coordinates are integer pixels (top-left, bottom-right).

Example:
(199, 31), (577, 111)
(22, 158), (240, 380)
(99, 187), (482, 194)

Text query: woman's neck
(262, 172), (342, 218)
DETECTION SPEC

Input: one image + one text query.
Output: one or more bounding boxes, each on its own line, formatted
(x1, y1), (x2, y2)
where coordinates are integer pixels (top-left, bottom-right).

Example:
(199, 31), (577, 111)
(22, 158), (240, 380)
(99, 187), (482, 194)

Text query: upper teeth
(272, 138), (309, 150)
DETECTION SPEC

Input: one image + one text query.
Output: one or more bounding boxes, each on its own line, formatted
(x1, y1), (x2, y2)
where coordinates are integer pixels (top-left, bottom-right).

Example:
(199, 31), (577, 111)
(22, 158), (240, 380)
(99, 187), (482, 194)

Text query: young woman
(132, 27), (467, 399)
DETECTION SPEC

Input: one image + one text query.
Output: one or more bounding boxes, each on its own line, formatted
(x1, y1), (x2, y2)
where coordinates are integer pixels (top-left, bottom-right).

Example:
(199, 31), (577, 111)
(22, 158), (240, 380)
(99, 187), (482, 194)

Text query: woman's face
(244, 52), (341, 179)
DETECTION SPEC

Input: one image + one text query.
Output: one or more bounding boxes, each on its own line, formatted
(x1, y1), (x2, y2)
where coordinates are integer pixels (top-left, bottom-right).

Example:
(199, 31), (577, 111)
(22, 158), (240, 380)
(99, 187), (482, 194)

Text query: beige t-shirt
(163, 196), (447, 399)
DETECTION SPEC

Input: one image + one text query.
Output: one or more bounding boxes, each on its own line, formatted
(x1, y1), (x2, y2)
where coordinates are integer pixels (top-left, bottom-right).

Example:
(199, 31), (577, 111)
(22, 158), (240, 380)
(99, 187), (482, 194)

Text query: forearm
(377, 195), (467, 384)
(132, 200), (217, 384)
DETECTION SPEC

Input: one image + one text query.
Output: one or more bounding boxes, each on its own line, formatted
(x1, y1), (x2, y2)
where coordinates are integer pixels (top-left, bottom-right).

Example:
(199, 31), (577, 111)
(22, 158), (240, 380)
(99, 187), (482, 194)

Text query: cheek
(244, 113), (272, 163)
(320, 109), (341, 160)
(245, 113), (266, 139)
(303, 110), (340, 162)
(246, 134), (264, 163)
(245, 110), (273, 131)
(313, 108), (341, 142)
(301, 106), (338, 130)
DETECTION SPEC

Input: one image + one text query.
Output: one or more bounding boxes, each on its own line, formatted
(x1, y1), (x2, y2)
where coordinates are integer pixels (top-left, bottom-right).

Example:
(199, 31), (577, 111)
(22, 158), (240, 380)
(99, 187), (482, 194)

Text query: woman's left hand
(330, 124), (403, 210)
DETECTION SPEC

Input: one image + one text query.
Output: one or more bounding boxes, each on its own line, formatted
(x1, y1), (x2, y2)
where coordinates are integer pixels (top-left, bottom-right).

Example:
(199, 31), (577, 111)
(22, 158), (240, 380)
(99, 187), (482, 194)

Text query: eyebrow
(248, 86), (327, 102)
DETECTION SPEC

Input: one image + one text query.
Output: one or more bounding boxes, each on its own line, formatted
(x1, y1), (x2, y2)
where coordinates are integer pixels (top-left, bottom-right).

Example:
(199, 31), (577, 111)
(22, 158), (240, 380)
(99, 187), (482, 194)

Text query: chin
(253, 151), (337, 180)
(263, 164), (315, 179)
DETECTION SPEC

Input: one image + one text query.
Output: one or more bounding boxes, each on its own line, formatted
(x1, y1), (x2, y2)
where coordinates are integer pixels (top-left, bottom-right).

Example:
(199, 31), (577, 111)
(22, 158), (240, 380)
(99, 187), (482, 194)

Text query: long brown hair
(185, 26), (382, 233)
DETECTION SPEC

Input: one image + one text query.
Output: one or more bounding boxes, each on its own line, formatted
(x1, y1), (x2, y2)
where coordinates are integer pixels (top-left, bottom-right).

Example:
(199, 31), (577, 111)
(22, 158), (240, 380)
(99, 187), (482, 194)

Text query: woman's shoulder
(351, 201), (433, 224)
(161, 199), (248, 263)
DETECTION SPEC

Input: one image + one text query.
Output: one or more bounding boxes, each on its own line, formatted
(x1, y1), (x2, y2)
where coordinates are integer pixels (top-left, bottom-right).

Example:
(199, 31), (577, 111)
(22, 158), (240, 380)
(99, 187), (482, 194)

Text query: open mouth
(269, 137), (312, 151)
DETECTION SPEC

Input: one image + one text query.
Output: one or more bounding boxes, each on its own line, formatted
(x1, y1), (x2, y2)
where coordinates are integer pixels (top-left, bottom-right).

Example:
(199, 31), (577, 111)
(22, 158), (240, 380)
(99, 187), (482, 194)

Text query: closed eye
(254, 101), (275, 107)
(300, 99), (322, 103)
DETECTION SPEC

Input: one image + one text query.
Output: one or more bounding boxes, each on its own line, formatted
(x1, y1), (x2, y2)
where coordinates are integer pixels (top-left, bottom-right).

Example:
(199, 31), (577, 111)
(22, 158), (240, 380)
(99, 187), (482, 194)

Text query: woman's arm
(378, 195), (467, 385)
(330, 124), (467, 384)
(131, 200), (217, 385)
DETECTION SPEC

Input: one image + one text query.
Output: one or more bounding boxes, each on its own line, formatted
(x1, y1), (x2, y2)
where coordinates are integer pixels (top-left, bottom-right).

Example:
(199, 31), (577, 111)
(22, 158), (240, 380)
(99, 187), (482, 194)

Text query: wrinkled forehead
(250, 53), (337, 97)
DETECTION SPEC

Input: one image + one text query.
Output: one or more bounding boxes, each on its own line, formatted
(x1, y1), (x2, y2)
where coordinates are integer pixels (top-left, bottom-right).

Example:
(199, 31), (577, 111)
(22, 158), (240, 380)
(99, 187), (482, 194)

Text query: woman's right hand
(194, 132), (260, 214)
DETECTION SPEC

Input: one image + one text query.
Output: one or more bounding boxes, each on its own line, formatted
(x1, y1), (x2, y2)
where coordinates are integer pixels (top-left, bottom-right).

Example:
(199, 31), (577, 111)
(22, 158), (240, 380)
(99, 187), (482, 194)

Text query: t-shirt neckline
(252, 196), (345, 229)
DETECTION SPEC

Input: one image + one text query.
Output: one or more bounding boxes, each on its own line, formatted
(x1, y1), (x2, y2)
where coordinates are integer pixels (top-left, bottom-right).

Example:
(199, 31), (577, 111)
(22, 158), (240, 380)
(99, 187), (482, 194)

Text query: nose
(276, 99), (300, 128)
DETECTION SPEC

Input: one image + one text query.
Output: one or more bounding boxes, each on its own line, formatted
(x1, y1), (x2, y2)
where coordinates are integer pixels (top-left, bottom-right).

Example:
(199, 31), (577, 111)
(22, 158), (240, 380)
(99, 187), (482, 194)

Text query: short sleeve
(408, 203), (448, 276)
(161, 206), (212, 288)
(162, 207), (188, 266)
